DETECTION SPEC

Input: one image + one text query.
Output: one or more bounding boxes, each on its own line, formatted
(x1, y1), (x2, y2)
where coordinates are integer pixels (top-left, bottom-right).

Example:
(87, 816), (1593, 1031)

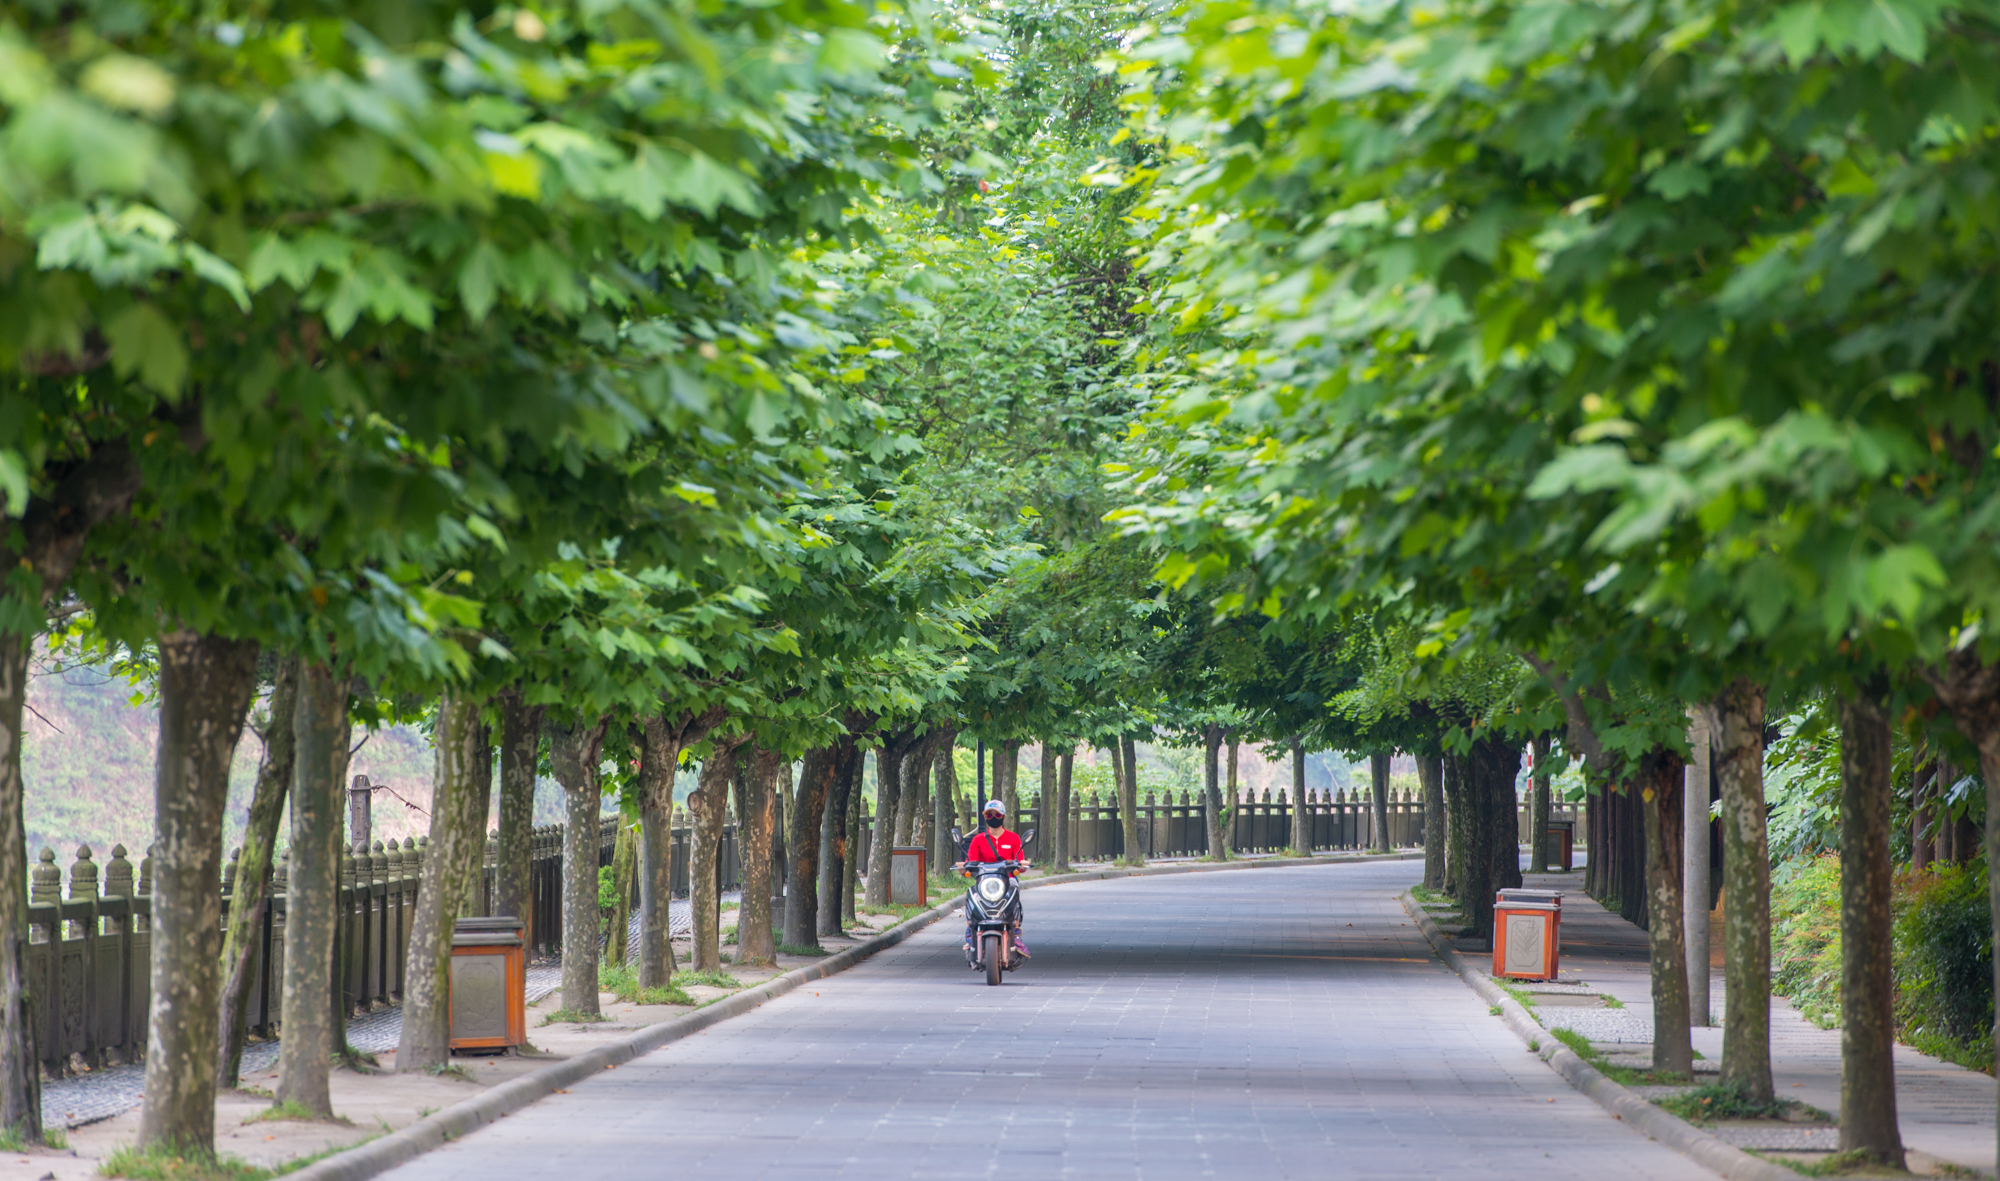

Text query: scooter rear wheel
(983, 933), (1003, 986)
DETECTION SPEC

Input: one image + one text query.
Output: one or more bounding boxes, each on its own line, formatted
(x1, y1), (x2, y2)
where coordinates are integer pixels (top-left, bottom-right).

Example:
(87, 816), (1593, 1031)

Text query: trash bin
(889, 846), (928, 906)
(450, 916), (525, 1051)
(1492, 895), (1560, 982)
(1545, 819), (1574, 871)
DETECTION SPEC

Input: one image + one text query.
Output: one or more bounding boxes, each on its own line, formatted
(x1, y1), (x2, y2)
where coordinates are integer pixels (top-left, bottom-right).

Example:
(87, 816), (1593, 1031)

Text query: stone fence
(1045, 788), (1579, 862)
(23, 810), (758, 1080)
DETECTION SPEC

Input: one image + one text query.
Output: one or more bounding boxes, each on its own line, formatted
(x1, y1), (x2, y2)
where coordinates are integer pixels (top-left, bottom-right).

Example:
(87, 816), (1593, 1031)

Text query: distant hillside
(21, 661), (575, 866)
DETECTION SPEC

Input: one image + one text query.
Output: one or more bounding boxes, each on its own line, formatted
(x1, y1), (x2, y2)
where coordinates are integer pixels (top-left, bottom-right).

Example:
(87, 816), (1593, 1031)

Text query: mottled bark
(1917, 648), (2000, 1181)
(1369, 751), (1392, 853)
(1838, 686), (1905, 1166)
(139, 631), (259, 1155)
(549, 717), (610, 1014)
(493, 694), (543, 938)
(1054, 747), (1074, 872)
(0, 632), (38, 1142)
(1290, 739), (1310, 856)
(1685, 707), (1715, 1028)
(275, 661), (348, 1117)
(1038, 741), (1056, 854)
(1201, 725), (1227, 860)
(1443, 750), (1468, 899)
(864, 731), (915, 905)
(636, 717), (681, 988)
(689, 740), (742, 972)
(1118, 733), (1143, 866)
(787, 745), (838, 950)
(735, 744), (780, 966)
(1642, 748), (1692, 1077)
(934, 736), (959, 874)
(1529, 734), (1552, 872)
(605, 822), (635, 968)
(395, 690), (492, 1072)
(1420, 755), (1445, 890)
(1715, 677), (1774, 1105)
(843, 764), (860, 924)
(218, 656), (298, 1089)
(995, 739), (1021, 819)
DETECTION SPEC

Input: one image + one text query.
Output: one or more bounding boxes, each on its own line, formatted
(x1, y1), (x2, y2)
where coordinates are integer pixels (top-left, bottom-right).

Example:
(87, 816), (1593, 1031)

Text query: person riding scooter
(962, 799), (1028, 958)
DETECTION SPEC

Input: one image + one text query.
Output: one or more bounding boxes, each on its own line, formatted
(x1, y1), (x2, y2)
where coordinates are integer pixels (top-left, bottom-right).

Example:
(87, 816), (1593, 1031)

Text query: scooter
(951, 826), (1033, 986)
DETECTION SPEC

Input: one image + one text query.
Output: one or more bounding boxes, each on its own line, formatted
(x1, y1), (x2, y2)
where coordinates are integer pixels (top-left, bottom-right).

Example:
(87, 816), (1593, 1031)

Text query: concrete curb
(1399, 892), (1798, 1181)
(289, 847), (1421, 1181)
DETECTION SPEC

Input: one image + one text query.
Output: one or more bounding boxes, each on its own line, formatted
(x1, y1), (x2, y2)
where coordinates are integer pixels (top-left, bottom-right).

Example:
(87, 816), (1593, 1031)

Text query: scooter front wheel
(983, 933), (1003, 986)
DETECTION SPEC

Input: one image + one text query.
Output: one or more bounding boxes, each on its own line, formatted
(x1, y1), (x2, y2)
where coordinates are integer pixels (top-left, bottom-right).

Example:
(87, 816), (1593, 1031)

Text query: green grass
(245, 1101), (349, 1125)
(1410, 884), (1452, 907)
(538, 1008), (612, 1026)
(1600, 994), (1625, 1009)
(1656, 1082), (1799, 1124)
(598, 961), (696, 1007)
(334, 1044), (378, 1072)
(101, 1144), (272, 1181)
(1548, 1027), (1692, 1086)
(1493, 980), (1539, 1011)
(1745, 1149), (1904, 1177)
(0, 1126), (66, 1152)
(672, 969), (742, 990)
(776, 942), (830, 957)
(720, 924), (738, 945)
(423, 1062), (475, 1082)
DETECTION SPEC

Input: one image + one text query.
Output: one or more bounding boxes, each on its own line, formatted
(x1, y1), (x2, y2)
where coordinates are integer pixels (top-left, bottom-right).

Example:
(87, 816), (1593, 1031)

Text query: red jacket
(965, 828), (1025, 862)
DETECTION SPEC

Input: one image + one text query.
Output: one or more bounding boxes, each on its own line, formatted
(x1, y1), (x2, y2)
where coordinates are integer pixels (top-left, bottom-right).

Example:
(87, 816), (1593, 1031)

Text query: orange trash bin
(1492, 895), (1560, 982)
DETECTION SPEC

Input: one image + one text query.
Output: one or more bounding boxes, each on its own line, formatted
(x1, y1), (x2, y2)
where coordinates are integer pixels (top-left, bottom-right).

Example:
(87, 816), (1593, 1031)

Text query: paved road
(386, 861), (1716, 1181)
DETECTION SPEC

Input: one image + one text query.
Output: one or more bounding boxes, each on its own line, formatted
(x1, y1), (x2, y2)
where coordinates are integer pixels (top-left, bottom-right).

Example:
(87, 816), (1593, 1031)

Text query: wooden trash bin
(1545, 819), (1574, 871)
(889, 846), (928, 906)
(1492, 895), (1560, 981)
(450, 916), (525, 1052)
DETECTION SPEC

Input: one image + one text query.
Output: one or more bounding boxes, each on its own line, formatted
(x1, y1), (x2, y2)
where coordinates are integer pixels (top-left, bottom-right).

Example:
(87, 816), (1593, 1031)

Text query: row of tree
(1105, 0), (2000, 1171)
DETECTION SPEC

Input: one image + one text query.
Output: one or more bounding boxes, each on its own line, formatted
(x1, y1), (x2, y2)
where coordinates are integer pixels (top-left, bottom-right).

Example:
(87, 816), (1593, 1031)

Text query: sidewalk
(1443, 868), (1995, 1176)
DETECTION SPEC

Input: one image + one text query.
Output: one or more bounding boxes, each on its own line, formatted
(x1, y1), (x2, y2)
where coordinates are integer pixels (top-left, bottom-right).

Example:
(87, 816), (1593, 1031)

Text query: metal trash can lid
(452, 916), (523, 946)
(1497, 889), (1562, 904)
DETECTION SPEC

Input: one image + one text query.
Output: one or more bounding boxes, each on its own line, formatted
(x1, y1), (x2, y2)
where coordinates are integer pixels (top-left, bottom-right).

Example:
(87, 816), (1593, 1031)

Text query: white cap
(982, 800), (1005, 815)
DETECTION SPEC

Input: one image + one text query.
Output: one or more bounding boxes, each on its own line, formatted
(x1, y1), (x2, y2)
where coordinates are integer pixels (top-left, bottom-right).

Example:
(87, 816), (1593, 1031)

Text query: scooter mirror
(949, 826), (963, 846)
(1024, 828), (1037, 845)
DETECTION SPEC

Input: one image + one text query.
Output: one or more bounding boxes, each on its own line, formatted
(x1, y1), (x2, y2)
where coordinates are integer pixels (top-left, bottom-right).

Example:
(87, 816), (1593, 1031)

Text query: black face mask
(985, 816), (1003, 829)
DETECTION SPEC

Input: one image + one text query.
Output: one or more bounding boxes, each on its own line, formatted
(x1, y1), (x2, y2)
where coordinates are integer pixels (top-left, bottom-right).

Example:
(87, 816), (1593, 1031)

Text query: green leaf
(102, 301), (187, 397)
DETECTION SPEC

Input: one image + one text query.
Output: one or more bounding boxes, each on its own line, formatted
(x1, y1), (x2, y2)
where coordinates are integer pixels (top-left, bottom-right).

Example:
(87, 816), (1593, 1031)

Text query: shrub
(1769, 854), (1843, 1029)
(1894, 861), (1993, 1074)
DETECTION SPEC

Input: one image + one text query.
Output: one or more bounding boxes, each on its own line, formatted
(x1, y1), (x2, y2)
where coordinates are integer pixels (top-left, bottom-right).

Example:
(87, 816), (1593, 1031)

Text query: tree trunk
(635, 715), (678, 988)
(0, 632), (40, 1144)
(1918, 649), (2000, 1180)
(1420, 754), (1446, 890)
(734, 744), (779, 966)
(1119, 734), (1144, 867)
(1369, 751), (1393, 853)
(1530, 733), (1551, 872)
(1201, 725), (1227, 861)
(395, 689), (492, 1072)
(843, 766), (860, 924)
(139, 631), (260, 1155)
(817, 742), (852, 939)
(1443, 750), (1468, 899)
(550, 717), (610, 1013)
(689, 743), (738, 972)
(934, 735), (958, 875)
(1492, 748), (1523, 894)
(1038, 741), (1056, 855)
(1290, 739), (1310, 856)
(788, 745), (838, 950)
(274, 661), (348, 1118)
(494, 694), (542, 939)
(864, 732), (914, 905)
(605, 822), (635, 968)
(218, 656), (298, 1089)
(1055, 747), (1074, 872)
(1686, 706), (1715, 1027)
(996, 739), (1020, 819)
(1838, 685), (1905, 1166)
(1642, 747), (1692, 1076)
(1716, 676), (1775, 1105)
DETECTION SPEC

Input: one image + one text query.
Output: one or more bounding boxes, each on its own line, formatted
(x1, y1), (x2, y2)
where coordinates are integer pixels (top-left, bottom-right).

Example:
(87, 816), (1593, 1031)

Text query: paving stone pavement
(38, 965), (566, 1130)
(382, 860), (1719, 1181)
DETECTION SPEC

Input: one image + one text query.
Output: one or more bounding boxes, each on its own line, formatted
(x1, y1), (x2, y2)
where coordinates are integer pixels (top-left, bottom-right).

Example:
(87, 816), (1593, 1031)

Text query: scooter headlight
(977, 876), (1006, 903)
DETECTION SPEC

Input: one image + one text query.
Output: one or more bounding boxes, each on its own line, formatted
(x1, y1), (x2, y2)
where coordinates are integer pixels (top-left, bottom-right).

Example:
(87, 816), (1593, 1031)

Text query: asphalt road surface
(384, 859), (1716, 1181)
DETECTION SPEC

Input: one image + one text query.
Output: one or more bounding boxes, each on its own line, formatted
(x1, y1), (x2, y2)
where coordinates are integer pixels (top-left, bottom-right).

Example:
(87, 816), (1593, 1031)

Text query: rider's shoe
(1012, 937), (1031, 959)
